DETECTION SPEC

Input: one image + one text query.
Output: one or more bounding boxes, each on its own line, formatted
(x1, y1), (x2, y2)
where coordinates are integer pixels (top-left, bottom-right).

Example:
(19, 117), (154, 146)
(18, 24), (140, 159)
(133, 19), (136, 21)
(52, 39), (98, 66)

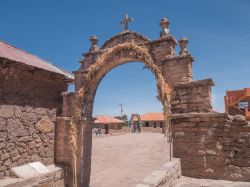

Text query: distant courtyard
(90, 133), (170, 187)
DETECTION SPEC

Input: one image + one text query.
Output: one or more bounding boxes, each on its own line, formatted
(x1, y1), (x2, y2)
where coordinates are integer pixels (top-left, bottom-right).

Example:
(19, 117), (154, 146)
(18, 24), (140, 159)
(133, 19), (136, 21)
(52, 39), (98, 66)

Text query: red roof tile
(94, 115), (124, 124)
(132, 112), (164, 121)
(0, 41), (73, 79)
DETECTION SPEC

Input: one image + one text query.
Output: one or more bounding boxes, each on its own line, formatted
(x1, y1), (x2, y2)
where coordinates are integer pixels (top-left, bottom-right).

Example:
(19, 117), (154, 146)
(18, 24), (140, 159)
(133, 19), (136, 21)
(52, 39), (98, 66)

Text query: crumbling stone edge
(136, 158), (181, 187)
(0, 164), (64, 187)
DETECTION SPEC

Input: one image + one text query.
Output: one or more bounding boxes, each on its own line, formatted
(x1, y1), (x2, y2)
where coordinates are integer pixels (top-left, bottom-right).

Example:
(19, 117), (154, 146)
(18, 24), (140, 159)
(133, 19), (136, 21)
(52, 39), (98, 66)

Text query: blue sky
(1, 0), (250, 116)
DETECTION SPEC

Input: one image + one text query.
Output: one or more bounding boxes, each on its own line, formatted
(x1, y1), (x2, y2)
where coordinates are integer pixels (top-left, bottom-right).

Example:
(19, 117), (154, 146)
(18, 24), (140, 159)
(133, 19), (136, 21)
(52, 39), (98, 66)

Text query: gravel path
(90, 133), (170, 187)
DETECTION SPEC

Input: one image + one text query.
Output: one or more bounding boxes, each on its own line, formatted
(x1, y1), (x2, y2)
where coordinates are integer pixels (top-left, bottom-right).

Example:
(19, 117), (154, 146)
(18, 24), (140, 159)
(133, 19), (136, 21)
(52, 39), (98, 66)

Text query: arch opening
(78, 42), (172, 129)
(90, 62), (170, 186)
(93, 62), (163, 117)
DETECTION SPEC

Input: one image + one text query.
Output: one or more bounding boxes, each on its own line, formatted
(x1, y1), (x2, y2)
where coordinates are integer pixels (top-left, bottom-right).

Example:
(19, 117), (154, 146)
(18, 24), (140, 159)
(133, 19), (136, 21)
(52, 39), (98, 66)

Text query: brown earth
(90, 133), (171, 187)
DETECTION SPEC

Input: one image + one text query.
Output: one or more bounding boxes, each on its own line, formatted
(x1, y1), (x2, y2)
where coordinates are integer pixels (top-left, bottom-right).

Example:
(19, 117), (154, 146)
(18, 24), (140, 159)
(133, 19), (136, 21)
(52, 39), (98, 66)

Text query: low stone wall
(172, 112), (250, 181)
(136, 158), (181, 187)
(0, 164), (64, 187)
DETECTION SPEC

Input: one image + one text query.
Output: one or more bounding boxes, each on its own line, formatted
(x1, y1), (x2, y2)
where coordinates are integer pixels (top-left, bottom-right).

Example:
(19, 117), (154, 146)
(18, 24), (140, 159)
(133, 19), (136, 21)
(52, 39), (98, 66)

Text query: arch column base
(75, 120), (93, 187)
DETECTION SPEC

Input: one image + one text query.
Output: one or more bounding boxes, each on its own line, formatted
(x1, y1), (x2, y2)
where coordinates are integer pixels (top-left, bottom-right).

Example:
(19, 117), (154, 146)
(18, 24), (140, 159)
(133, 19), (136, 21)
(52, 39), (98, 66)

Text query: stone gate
(55, 16), (250, 187)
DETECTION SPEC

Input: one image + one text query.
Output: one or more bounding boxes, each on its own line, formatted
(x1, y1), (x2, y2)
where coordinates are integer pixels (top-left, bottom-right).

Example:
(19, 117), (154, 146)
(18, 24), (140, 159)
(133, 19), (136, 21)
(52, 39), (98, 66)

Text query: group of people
(93, 127), (102, 136)
(131, 123), (142, 133)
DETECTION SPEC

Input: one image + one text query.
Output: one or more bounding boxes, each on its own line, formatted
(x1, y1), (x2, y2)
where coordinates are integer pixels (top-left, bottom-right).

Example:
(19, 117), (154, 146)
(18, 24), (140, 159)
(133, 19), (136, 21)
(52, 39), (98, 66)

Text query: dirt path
(176, 176), (250, 187)
(90, 133), (170, 187)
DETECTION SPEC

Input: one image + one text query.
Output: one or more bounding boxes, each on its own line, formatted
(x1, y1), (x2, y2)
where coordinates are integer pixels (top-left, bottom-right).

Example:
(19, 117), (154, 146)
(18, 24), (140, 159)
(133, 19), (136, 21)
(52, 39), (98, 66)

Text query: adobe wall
(172, 112), (250, 181)
(0, 61), (68, 177)
(92, 123), (122, 130)
(109, 126), (163, 134)
(142, 121), (164, 128)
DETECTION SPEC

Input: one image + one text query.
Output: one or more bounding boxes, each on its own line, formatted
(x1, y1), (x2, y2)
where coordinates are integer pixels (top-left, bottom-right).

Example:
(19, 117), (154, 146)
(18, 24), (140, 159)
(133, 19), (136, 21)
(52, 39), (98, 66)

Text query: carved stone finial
(89, 35), (99, 52)
(160, 17), (170, 38)
(178, 37), (189, 56)
(120, 13), (133, 31)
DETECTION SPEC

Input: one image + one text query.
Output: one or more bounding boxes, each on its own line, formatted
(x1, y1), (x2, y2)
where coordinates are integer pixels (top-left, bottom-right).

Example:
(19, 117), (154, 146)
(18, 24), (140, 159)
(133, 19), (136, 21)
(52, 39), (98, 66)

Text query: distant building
(224, 88), (250, 120)
(132, 112), (164, 128)
(94, 115), (124, 134)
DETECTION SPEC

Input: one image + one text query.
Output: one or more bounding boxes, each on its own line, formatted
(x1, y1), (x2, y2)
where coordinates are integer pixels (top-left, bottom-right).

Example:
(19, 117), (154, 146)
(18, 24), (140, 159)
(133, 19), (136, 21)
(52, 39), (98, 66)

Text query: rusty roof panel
(0, 41), (74, 79)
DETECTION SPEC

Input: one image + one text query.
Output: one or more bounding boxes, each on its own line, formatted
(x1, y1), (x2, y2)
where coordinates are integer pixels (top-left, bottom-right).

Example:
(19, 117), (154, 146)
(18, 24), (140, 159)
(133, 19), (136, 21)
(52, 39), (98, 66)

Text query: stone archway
(55, 18), (219, 187)
(81, 42), (172, 125)
(74, 42), (172, 187)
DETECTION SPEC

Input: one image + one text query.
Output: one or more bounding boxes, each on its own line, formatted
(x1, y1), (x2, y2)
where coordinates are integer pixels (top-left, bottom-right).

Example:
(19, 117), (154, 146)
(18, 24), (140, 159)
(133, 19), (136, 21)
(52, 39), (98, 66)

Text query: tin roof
(0, 41), (74, 79)
(94, 115), (124, 124)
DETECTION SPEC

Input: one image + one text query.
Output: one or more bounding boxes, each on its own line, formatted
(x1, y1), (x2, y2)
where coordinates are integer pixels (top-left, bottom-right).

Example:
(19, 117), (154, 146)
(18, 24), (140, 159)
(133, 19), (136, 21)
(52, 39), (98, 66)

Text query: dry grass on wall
(70, 42), (172, 186)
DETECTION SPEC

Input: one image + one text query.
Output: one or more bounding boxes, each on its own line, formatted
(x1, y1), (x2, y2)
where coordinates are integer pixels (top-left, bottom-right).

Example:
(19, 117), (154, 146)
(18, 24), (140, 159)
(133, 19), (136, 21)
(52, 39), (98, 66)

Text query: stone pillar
(178, 37), (189, 56)
(162, 55), (194, 86)
(159, 17), (170, 38)
(171, 79), (214, 113)
(61, 92), (75, 117)
(161, 37), (194, 86)
(76, 119), (93, 187)
(89, 35), (99, 52)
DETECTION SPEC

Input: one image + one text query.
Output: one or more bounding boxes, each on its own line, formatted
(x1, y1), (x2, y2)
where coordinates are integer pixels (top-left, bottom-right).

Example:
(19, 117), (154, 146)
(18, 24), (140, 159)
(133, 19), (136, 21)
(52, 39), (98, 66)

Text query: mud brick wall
(171, 79), (214, 113)
(0, 61), (68, 177)
(172, 112), (250, 181)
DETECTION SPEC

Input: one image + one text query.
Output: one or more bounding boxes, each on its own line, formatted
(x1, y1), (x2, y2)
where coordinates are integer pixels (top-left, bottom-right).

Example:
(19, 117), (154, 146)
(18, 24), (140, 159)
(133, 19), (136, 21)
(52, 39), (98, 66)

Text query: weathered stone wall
(172, 112), (250, 181)
(1, 164), (64, 187)
(171, 79), (214, 114)
(136, 158), (181, 187)
(148, 36), (177, 62)
(61, 92), (75, 117)
(162, 55), (193, 85)
(0, 61), (68, 177)
(101, 31), (150, 49)
(80, 32), (178, 73)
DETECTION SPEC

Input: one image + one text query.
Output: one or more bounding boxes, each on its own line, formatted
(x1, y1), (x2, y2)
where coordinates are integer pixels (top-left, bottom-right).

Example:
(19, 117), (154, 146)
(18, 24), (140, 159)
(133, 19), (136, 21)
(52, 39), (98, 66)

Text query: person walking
(98, 127), (101, 136)
(131, 123), (135, 133)
(93, 127), (98, 136)
(133, 123), (137, 133)
(137, 123), (141, 133)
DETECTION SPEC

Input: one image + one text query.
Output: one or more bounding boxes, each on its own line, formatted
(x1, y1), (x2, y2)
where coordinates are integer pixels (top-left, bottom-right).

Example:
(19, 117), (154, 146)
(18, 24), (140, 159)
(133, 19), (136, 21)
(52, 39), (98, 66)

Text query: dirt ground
(175, 176), (250, 187)
(90, 133), (171, 187)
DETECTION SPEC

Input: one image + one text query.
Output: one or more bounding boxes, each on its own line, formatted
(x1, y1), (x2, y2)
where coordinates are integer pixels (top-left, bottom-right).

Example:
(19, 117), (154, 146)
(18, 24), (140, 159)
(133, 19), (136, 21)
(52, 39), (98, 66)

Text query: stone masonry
(55, 16), (250, 186)
(55, 17), (204, 187)
(172, 113), (250, 181)
(171, 79), (214, 113)
(0, 60), (71, 178)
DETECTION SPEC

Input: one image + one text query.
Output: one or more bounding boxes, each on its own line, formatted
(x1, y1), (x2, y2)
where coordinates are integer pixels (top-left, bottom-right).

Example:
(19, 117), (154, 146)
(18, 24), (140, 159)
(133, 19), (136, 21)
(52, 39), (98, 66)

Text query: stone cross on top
(120, 13), (133, 31)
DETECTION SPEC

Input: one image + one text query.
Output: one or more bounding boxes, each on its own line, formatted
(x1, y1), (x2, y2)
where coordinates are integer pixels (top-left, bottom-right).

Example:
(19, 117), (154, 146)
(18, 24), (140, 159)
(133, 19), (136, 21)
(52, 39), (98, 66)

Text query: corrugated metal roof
(94, 115), (124, 124)
(0, 41), (74, 79)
